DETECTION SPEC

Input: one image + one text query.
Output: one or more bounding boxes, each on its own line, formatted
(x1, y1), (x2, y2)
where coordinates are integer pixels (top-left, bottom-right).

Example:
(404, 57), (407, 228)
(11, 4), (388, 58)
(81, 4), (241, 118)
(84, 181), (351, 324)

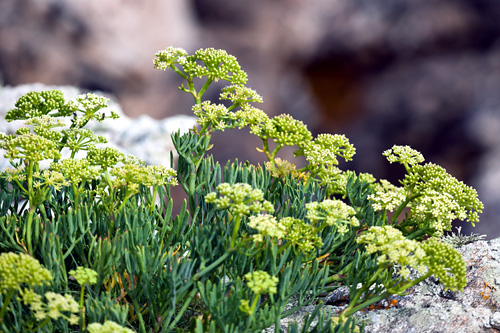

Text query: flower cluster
(406, 163), (483, 231)
(186, 48), (248, 85)
(264, 114), (312, 148)
(357, 226), (427, 279)
(357, 226), (467, 291)
(244, 270), (279, 295)
(51, 158), (101, 185)
(87, 147), (125, 169)
(205, 183), (274, 217)
(69, 267), (98, 286)
(87, 321), (136, 333)
(306, 199), (359, 235)
(5, 90), (75, 120)
(110, 164), (178, 189)
(73, 93), (116, 127)
(192, 101), (235, 131)
(21, 290), (80, 325)
(234, 104), (269, 136)
(0, 252), (52, 292)
(247, 214), (287, 242)
(153, 47), (188, 70)
(265, 157), (298, 178)
(220, 85), (263, 105)
(420, 238), (467, 291)
(61, 128), (108, 154)
(280, 217), (323, 252)
(368, 179), (406, 212)
(0, 130), (61, 163)
(303, 134), (356, 167)
(383, 145), (425, 167)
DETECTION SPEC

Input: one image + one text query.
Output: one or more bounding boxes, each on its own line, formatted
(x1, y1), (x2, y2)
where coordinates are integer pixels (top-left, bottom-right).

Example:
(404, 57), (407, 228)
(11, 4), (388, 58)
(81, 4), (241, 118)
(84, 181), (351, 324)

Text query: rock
(0, 83), (197, 170)
(268, 238), (500, 332)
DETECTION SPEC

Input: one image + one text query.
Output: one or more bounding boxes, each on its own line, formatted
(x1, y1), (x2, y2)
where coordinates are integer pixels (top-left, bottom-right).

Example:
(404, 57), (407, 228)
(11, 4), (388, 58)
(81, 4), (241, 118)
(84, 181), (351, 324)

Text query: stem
(230, 216), (242, 248)
(391, 192), (422, 223)
(0, 289), (15, 323)
(132, 298), (147, 333)
(198, 78), (214, 100)
(26, 206), (35, 255)
(165, 289), (197, 331)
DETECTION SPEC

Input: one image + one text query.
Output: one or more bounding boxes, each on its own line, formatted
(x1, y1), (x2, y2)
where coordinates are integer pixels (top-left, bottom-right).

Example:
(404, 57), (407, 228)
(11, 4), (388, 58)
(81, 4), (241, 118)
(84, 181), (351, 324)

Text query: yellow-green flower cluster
(265, 157), (298, 178)
(110, 164), (177, 189)
(192, 101), (236, 131)
(357, 226), (467, 291)
(205, 183), (274, 217)
(3, 165), (26, 183)
(62, 128), (108, 153)
(303, 134), (356, 167)
(234, 104), (269, 136)
(186, 48), (248, 85)
(383, 145), (425, 167)
(0, 130), (61, 162)
(5, 90), (75, 120)
(22, 290), (80, 325)
(420, 238), (467, 291)
(244, 270), (279, 295)
(220, 85), (263, 105)
(87, 147), (125, 169)
(357, 226), (427, 279)
(87, 320), (136, 333)
(407, 163), (483, 232)
(247, 214), (287, 242)
(153, 47), (188, 70)
(0, 252), (52, 292)
(69, 267), (98, 286)
(51, 158), (101, 185)
(280, 217), (323, 252)
(368, 179), (406, 212)
(33, 169), (69, 191)
(265, 114), (313, 148)
(306, 199), (359, 235)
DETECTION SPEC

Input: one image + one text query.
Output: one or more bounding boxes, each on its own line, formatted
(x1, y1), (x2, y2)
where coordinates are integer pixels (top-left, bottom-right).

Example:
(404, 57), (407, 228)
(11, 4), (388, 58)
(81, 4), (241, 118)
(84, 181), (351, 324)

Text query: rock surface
(270, 238), (500, 332)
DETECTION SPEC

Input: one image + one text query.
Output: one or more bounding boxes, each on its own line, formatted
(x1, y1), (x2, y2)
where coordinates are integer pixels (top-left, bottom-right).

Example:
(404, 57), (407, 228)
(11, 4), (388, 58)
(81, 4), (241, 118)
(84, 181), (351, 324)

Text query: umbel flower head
(306, 199), (359, 235)
(303, 134), (356, 167)
(87, 320), (136, 333)
(5, 90), (76, 121)
(357, 226), (467, 291)
(205, 183), (274, 217)
(0, 252), (52, 292)
(248, 214), (287, 242)
(244, 270), (279, 295)
(69, 267), (98, 286)
(21, 289), (80, 325)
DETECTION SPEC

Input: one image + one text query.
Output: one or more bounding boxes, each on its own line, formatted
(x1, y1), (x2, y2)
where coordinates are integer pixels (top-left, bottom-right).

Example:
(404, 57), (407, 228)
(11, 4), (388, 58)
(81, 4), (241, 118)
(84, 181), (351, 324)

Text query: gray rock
(269, 238), (500, 332)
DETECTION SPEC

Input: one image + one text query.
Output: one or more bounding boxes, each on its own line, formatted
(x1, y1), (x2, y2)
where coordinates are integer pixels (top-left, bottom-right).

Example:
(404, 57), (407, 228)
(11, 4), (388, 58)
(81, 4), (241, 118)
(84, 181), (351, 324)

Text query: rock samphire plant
(0, 47), (484, 332)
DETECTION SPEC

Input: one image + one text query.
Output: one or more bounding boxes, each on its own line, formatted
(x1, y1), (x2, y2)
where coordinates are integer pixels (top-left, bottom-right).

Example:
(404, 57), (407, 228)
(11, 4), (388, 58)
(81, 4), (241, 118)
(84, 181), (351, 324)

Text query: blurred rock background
(1, 0), (499, 238)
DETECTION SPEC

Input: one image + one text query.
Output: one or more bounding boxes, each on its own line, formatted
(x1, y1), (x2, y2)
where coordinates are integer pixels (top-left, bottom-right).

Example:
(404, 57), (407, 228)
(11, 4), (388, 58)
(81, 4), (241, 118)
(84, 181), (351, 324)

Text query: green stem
(170, 65), (188, 80)
(0, 289), (15, 323)
(390, 192), (422, 223)
(230, 216), (242, 248)
(132, 297), (146, 333)
(26, 206), (35, 255)
(165, 289), (197, 331)
(198, 78), (214, 99)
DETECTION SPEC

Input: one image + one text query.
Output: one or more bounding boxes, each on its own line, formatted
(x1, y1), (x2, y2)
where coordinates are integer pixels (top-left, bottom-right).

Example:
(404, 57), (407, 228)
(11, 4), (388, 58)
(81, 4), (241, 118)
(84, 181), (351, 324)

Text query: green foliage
(0, 46), (484, 332)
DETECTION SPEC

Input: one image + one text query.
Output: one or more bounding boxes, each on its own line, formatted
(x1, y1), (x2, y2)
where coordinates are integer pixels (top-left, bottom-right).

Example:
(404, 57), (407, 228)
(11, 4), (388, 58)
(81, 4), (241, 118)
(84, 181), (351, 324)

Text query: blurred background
(1, 0), (499, 238)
